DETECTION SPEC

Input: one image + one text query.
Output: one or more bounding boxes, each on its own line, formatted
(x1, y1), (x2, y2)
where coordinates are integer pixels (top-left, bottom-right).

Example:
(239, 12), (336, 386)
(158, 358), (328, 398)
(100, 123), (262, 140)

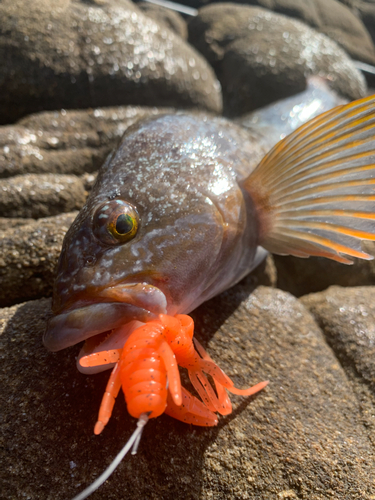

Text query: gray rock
(0, 106), (174, 178)
(137, 1), (188, 39)
(0, 0), (222, 124)
(302, 286), (375, 441)
(0, 174), (87, 218)
(188, 4), (367, 116)
(1, 286), (375, 499)
(0, 212), (77, 307)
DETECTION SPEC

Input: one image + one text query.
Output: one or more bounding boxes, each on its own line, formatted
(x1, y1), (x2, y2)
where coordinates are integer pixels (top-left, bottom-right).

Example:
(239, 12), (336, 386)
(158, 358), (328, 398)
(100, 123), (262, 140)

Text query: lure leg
(190, 338), (269, 414)
(94, 362), (122, 435)
(158, 341), (182, 406)
(165, 387), (218, 427)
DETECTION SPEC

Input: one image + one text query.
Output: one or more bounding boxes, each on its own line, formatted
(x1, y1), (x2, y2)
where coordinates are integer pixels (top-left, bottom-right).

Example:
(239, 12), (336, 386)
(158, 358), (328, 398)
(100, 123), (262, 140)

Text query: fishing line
(71, 413), (149, 500)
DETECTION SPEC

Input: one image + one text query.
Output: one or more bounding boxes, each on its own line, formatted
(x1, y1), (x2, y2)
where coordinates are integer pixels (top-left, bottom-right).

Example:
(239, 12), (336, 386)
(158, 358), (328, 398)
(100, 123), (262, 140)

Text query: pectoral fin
(243, 94), (375, 263)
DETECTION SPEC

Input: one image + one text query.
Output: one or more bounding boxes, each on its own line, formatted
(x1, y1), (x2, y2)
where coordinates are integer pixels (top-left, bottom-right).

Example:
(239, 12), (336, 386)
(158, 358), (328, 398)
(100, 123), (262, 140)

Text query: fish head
(44, 121), (241, 367)
(44, 114), (254, 370)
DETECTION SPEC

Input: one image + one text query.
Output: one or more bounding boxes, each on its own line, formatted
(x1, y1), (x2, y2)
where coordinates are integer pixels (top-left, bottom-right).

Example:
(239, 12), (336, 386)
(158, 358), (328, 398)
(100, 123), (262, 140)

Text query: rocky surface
(0, 174), (87, 218)
(0, 106), (174, 178)
(351, 0), (375, 47)
(137, 1), (188, 39)
(0, 0), (222, 124)
(1, 2), (375, 499)
(188, 4), (367, 116)
(188, 0), (375, 65)
(1, 286), (375, 499)
(0, 212), (78, 307)
(302, 286), (375, 445)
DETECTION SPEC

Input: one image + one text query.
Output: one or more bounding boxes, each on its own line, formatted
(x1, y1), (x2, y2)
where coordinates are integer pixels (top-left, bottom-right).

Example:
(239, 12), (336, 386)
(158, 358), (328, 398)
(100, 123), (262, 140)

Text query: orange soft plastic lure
(72, 314), (268, 500)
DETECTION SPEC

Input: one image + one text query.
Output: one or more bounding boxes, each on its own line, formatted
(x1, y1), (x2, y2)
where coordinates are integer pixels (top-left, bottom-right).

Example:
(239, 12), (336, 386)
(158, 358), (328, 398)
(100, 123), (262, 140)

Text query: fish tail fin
(242, 94), (375, 264)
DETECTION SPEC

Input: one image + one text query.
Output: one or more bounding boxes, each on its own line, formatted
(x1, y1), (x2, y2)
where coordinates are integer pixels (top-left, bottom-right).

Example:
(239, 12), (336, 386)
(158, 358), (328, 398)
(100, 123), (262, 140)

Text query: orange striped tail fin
(243, 94), (375, 264)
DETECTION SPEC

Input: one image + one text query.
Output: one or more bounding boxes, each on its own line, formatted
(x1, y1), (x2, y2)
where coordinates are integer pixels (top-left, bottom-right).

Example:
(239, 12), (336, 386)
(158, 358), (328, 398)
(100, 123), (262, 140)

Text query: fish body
(45, 95), (375, 374)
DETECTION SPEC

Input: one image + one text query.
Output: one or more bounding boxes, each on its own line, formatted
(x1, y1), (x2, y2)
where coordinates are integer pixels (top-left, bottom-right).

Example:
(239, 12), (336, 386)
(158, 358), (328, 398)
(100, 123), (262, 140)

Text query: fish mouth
(44, 283), (168, 355)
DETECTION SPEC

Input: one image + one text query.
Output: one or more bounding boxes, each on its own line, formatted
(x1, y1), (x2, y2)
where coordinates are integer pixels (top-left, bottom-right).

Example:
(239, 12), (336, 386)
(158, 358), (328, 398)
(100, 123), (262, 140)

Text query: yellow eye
(93, 200), (139, 245)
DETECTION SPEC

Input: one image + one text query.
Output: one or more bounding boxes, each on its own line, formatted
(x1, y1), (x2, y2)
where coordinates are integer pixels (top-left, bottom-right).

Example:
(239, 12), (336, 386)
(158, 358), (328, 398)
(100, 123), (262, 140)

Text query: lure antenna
(71, 413), (149, 500)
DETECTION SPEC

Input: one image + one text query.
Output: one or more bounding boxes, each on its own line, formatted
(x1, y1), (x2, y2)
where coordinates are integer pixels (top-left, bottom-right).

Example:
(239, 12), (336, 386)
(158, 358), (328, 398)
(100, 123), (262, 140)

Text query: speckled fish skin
(45, 114), (266, 355)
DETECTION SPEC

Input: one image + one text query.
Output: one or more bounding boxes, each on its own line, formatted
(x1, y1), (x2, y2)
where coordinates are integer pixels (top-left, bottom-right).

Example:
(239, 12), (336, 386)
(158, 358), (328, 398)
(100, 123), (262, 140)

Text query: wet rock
(0, 212), (77, 307)
(189, 0), (375, 65)
(0, 106), (173, 178)
(1, 286), (375, 499)
(189, 4), (366, 116)
(0, 0), (222, 124)
(137, 1), (188, 39)
(302, 286), (375, 443)
(0, 174), (87, 218)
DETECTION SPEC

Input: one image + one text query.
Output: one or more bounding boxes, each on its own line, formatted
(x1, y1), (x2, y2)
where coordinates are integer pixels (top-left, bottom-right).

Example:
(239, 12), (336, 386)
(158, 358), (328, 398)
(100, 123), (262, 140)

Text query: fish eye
(93, 200), (139, 245)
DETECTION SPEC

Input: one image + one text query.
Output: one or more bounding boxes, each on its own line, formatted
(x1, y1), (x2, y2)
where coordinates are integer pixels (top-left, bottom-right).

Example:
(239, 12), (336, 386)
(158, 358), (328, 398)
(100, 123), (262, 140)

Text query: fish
(44, 94), (375, 375)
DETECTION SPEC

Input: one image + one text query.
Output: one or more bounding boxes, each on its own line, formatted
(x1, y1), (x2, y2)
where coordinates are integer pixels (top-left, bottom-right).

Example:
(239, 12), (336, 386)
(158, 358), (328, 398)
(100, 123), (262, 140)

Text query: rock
(0, 0), (222, 124)
(184, 0), (375, 64)
(208, 0), (375, 65)
(0, 217), (35, 231)
(248, 254), (277, 288)
(137, 1), (188, 39)
(302, 286), (375, 440)
(0, 106), (174, 178)
(350, 1), (375, 45)
(0, 174), (87, 218)
(312, 0), (375, 64)
(188, 4), (367, 116)
(1, 286), (375, 499)
(80, 172), (98, 192)
(0, 212), (77, 307)
(273, 251), (375, 296)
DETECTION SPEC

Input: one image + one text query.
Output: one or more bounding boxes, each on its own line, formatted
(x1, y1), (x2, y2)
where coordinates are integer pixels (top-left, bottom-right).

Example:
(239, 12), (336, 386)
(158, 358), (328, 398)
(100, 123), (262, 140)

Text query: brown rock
(186, 0), (375, 64)
(0, 106), (174, 178)
(137, 1), (188, 39)
(0, 217), (35, 230)
(0, 174), (87, 218)
(0, 0), (222, 124)
(313, 0), (375, 64)
(359, 6), (375, 41)
(0, 212), (77, 307)
(302, 286), (375, 442)
(189, 4), (366, 116)
(1, 286), (374, 499)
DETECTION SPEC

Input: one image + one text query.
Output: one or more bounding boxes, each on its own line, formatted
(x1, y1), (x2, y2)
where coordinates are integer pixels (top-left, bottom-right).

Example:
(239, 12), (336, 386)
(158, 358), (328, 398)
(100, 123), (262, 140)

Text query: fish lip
(44, 283), (167, 352)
